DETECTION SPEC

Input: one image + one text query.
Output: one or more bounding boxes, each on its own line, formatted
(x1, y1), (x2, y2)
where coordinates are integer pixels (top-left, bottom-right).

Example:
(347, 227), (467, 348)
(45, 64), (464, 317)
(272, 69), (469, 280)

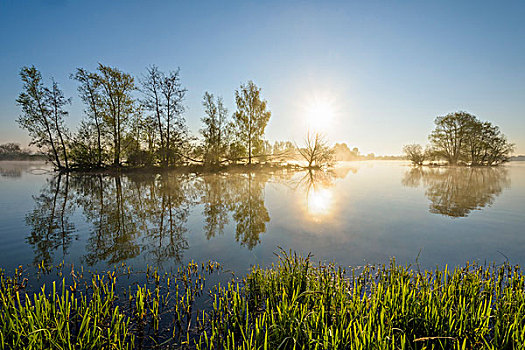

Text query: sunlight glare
(307, 188), (333, 219)
(306, 99), (335, 131)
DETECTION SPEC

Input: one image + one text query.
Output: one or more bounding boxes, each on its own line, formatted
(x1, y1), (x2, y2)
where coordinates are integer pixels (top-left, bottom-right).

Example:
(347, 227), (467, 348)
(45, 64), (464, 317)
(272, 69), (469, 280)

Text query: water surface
(0, 160), (524, 278)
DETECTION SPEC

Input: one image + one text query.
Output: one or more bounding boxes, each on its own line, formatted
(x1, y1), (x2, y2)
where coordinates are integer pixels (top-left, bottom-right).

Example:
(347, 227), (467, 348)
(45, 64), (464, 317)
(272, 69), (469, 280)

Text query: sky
(0, 0), (524, 155)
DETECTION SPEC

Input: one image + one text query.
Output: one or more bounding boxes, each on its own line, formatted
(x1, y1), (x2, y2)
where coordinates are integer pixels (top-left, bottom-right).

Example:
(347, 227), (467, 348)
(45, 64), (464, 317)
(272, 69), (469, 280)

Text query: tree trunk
(37, 98), (61, 169)
(248, 137), (252, 165)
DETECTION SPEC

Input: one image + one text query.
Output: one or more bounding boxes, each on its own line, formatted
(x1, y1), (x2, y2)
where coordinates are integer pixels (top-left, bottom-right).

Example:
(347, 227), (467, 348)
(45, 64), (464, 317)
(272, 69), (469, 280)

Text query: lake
(0, 160), (524, 280)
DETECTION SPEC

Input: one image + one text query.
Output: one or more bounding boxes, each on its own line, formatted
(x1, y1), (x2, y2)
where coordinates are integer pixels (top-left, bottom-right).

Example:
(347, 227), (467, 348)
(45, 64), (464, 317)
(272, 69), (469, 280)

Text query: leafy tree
(72, 68), (106, 167)
(141, 66), (165, 163)
(232, 81), (271, 164)
(465, 121), (514, 165)
(17, 66), (70, 169)
(0, 143), (21, 154)
(271, 141), (296, 162)
(333, 143), (360, 161)
(96, 64), (136, 166)
(48, 79), (71, 169)
(429, 111), (513, 165)
(68, 121), (102, 168)
(200, 92), (229, 166)
(141, 66), (188, 166)
(403, 144), (427, 165)
(429, 111), (477, 165)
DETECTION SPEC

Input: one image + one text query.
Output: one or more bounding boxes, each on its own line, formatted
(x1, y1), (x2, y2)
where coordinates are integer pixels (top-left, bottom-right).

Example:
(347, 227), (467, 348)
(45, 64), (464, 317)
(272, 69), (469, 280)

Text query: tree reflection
(402, 166), (510, 217)
(199, 171), (271, 250)
(25, 169), (278, 266)
(296, 169), (337, 221)
(25, 175), (75, 267)
(72, 175), (141, 265)
(0, 167), (22, 178)
(137, 173), (195, 266)
(199, 174), (232, 240)
(72, 173), (194, 266)
(230, 173), (270, 249)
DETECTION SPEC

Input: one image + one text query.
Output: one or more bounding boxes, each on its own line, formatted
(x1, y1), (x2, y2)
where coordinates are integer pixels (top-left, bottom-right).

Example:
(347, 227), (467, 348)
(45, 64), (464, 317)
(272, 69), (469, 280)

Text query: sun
(305, 97), (336, 131)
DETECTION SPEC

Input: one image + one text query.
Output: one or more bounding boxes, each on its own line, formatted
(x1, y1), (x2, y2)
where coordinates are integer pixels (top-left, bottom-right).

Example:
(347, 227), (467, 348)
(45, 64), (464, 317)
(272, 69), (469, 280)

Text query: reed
(2, 252), (525, 349)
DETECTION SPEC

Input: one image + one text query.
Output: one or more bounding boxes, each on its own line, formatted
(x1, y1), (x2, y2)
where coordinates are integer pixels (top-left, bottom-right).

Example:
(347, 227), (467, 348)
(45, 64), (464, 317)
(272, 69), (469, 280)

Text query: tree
(271, 141), (296, 162)
(200, 92), (229, 166)
(465, 121), (513, 165)
(141, 66), (165, 164)
(72, 68), (105, 167)
(48, 79), (71, 169)
(0, 143), (21, 154)
(333, 143), (360, 161)
(17, 66), (70, 169)
(298, 131), (334, 168)
(403, 144), (426, 165)
(429, 111), (514, 165)
(159, 68), (187, 166)
(68, 121), (101, 167)
(429, 111), (477, 165)
(140, 66), (188, 166)
(96, 64), (136, 166)
(232, 81), (271, 164)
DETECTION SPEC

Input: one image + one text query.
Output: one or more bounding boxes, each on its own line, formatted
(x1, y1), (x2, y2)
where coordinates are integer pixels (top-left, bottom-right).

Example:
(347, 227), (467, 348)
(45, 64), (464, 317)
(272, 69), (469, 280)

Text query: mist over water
(0, 160), (524, 279)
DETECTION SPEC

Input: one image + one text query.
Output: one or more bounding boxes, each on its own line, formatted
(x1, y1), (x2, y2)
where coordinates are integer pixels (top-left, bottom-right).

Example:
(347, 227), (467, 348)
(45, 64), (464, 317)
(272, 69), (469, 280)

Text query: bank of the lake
(1, 253), (525, 349)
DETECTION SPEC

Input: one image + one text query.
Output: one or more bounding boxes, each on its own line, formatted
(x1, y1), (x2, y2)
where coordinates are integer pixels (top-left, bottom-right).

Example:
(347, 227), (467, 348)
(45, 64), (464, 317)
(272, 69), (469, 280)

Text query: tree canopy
(231, 81), (271, 164)
(403, 111), (513, 166)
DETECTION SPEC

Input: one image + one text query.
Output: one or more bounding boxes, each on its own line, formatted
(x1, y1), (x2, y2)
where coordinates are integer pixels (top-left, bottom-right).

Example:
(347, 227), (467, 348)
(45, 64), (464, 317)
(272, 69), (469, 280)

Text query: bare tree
(298, 131), (334, 168)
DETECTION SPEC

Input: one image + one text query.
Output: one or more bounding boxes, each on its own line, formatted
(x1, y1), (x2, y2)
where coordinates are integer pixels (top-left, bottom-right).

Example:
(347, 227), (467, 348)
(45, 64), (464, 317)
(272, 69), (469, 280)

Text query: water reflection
(295, 168), (355, 222)
(1, 167), (22, 178)
(230, 173), (270, 249)
(25, 170), (287, 266)
(402, 166), (510, 217)
(299, 170), (336, 221)
(198, 172), (270, 249)
(26, 175), (75, 266)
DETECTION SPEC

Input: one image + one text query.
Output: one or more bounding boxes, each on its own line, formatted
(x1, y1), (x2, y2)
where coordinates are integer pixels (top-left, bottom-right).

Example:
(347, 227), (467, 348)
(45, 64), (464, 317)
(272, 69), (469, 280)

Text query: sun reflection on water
(306, 187), (334, 221)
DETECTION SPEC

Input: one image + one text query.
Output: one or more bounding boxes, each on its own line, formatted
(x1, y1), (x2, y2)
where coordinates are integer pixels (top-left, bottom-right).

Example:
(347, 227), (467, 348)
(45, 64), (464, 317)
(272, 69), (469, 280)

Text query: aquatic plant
(2, 253), (525, 349)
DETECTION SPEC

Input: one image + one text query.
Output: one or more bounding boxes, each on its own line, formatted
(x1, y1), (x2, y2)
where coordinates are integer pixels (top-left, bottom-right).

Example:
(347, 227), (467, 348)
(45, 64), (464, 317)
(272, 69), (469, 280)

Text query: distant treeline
(403, 111), (514, 166)
(0, 143), (44, 161)
(333, 143), (404, 161)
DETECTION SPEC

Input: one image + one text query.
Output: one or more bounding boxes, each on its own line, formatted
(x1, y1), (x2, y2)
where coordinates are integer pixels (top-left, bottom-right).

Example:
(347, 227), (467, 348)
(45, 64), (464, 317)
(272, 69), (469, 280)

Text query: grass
(2, 252), (525, 349)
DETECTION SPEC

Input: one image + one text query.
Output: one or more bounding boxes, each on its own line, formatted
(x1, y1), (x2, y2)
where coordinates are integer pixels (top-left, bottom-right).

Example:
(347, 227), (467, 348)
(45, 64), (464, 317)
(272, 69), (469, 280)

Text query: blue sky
(1, 0), (524, 155)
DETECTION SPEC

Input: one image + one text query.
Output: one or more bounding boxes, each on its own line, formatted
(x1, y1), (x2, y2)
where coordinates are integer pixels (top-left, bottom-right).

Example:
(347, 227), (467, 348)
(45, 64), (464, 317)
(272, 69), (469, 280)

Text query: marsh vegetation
(2, 252), (525, 349)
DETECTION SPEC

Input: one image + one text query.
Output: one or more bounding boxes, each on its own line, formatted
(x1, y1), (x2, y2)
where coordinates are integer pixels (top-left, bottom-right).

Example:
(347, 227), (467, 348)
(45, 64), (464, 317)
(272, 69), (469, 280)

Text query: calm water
(0, 160), (524, 279)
